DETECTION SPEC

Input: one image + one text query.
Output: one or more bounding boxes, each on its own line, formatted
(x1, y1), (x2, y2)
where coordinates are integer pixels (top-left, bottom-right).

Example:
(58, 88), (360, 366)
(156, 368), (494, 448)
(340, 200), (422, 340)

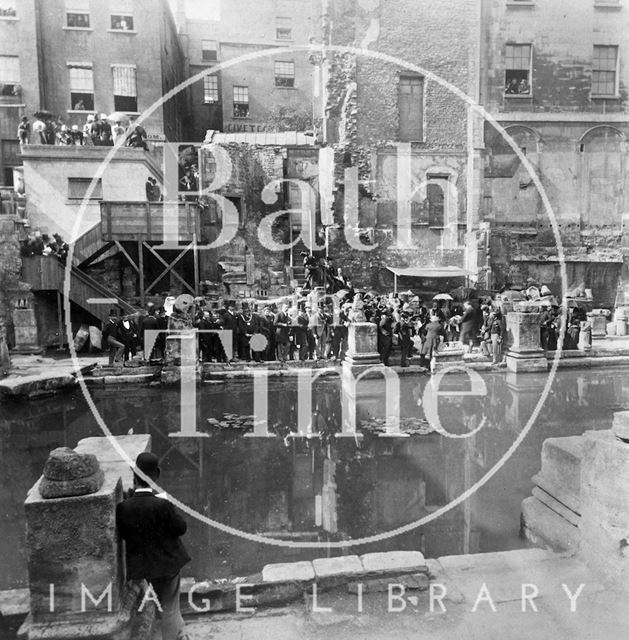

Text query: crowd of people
(20, 231), (69, 261)
(18, 113), (148, 149)
(100, 291), (507, 369)
(99, 275), (592, 370)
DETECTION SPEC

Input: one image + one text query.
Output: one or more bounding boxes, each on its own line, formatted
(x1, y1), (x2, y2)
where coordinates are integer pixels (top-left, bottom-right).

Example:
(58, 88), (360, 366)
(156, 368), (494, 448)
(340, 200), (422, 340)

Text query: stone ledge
(359, 551), (427, 575)
(0, 373), (77, 398)
(103, 374), (155, 385)
(313, 555), (363, 579)
(261, 561), (315, 583)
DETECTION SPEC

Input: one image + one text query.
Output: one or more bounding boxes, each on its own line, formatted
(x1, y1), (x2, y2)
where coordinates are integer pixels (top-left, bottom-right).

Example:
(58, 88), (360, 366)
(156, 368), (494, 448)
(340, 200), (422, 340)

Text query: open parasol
(433, 293), (454, 301)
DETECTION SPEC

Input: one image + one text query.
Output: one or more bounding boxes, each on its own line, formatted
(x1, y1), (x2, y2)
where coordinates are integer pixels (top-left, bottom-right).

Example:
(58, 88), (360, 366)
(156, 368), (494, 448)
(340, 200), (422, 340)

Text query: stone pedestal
(342, 322), (383, 378)
(12, 308), (43, 354)
(19, 436), (152, 640)
(505, 312), (547, 373)
(432, 343), (465, 373)
(588, 312), (607, 340)
(11, 287), (43, 354)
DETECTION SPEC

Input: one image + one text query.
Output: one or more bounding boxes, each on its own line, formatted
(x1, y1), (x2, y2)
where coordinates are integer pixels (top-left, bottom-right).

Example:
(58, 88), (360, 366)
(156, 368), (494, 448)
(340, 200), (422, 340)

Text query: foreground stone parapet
(19, 435), (152, 640)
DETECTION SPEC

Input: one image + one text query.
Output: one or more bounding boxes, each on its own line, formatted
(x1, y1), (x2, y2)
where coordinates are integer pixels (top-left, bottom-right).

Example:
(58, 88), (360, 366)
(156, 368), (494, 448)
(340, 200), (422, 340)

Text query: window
(233, 85), (249, 118)
(203, 75), (219, 103)
(504, 44), (532, 95)
(2, 140), (20, 166)
(68, 63), (94, 110)
(66, 12), (90, 28)
(274, 61), (295, 87)
(202, 40), (218, 62)
(0, 55), (20, 96)
(427, 183), (445, 227)
(0, 1), (17, 18)
(276, 16), (292, 40)
(398, 75), (423, 142)
(68, 178), (102, 200)
(592, 45), (618, 96)
(112, 65), (137, 111)
(110, 14), (134, 30)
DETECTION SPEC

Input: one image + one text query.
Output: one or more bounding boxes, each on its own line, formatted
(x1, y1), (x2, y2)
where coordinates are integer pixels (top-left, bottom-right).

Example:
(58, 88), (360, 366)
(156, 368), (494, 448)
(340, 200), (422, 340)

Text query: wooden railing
(21, 255), (135, 322)
(100, 201), (202, 243)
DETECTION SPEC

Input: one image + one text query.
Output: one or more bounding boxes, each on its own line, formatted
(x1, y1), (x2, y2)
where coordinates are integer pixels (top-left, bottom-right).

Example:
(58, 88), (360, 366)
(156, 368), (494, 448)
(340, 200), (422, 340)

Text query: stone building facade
(316, 0), (484, 295)
(180, 0), (320, 142)
(480, 0), (629, 306)
(0, 0), (40, 187)
(28, 0), (189, 142)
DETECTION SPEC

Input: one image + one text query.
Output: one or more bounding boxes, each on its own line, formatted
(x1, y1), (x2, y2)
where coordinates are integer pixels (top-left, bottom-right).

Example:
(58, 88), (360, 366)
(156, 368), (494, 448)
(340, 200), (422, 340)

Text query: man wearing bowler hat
(116, 452), (190, 640)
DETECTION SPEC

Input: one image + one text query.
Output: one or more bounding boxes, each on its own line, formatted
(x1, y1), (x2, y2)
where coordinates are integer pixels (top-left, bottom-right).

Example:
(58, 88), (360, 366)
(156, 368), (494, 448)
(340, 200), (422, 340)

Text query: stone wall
(320, 0), (481, 291)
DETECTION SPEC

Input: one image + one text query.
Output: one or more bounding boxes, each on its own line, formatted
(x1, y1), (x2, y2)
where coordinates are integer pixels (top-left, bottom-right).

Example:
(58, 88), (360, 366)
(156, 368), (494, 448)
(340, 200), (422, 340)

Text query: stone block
(579, 429), (629, 586)
(359, 551), (427, 575)
(531, 487), (580, 527)
(506, 311), (543, 353)
(347, 573), (429, 593)
(521, 496), (580, 554)
(312, 556), (363, 579)
(24, 473), (124, 621)
(103, 374), (155, 384)
(537, 436), (583, 511)
(261, 561), (315, 583)
(75, 435), (151, 493)
(0, 373), (77, 398)
(19, 435), (152, 640)
(505, 353), (548, 373)
(345, 323), (380, 361)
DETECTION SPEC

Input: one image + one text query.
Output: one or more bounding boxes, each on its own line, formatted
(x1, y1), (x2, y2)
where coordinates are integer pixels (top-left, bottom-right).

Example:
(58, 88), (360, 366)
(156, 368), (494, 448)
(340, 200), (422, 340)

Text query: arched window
(579, 126), (626, 226)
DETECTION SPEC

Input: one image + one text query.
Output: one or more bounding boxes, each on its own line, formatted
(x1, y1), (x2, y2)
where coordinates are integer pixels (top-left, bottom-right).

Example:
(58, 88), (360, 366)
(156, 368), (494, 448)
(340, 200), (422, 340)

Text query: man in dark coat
(220, 302), (237, 361)
(397, 312), (414, 367)
(378, 309), (395, 366)
(116, 452), (190, 640)
(102, 313), (124, 366)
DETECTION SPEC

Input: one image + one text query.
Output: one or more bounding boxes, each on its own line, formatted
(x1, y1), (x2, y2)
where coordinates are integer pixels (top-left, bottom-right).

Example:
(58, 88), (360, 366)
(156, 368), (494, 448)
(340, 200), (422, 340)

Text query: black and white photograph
(1, 0), (629, 638)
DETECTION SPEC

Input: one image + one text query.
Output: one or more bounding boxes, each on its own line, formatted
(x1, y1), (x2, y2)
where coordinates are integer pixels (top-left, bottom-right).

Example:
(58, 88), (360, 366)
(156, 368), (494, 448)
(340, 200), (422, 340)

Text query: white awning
(203, 130), (315, 146)
(387, 266), (468, 278)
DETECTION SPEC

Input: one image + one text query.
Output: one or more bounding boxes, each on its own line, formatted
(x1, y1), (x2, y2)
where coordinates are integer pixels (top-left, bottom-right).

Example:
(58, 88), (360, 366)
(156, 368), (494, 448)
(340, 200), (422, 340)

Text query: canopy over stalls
(387, 266), (468, 297)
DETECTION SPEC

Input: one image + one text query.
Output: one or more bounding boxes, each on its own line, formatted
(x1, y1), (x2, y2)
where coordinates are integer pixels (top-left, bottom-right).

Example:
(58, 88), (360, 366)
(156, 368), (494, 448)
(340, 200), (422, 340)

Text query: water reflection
(0, 369), (624, 590)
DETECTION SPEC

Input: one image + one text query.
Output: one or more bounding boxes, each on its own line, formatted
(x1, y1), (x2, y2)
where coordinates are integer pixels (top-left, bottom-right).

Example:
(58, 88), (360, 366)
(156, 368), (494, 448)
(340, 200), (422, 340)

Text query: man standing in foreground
(116, 452), (191, 640)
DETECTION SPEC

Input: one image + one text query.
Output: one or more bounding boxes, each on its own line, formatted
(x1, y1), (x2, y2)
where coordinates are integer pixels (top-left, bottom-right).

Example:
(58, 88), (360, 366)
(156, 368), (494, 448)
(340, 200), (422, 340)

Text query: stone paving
(152, 549), (629, 640)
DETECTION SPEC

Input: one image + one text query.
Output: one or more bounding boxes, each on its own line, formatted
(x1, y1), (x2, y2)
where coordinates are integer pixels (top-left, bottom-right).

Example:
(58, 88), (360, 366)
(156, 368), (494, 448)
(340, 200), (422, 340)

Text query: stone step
(521, 496), (580, 553)
(536, 436), (583, 506)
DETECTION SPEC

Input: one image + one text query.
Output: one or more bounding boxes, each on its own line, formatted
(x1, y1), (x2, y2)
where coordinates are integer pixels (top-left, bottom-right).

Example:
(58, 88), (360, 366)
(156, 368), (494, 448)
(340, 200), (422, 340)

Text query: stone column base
(506, 350), (548, 373)
(18, 581), (154, 640)
(342, 357), (384, 378)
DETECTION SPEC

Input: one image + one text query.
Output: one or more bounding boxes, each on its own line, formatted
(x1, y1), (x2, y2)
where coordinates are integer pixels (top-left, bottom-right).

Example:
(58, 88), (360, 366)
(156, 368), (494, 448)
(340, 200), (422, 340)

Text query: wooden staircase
(21, 256), (136, 323)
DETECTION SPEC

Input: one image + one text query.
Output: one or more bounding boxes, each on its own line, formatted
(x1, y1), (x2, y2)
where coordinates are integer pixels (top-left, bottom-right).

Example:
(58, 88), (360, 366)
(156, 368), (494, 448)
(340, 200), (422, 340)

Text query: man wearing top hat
(116, 452), (191, 640)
